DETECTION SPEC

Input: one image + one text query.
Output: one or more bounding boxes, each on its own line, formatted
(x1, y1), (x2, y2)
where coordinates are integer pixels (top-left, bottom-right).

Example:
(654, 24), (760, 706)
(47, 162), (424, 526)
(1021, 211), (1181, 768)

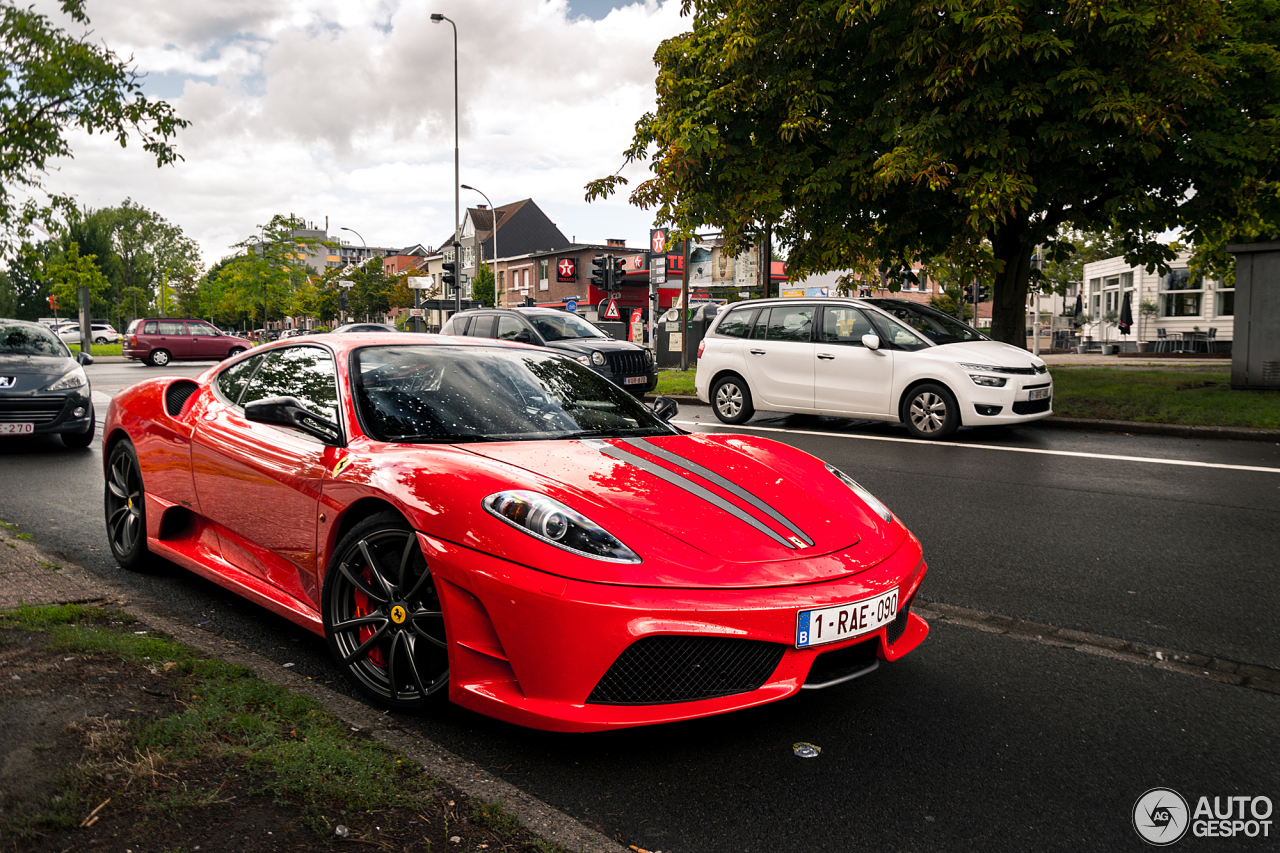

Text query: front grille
(165, 380), (199, 417)
(607, 351), (648, 377)
(804, 638), (879, 688)
(1013, 398), (1051, 415)
(587, 635), (786, 705)
(886, 598), (914, 645)
(0, 397), (66, 424)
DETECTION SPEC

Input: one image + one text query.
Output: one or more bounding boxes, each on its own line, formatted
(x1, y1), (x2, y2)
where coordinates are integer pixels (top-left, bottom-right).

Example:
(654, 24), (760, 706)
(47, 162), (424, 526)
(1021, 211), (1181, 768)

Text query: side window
(143, 322), (158, 334)
(468, 316), (497, 338)
(189, 322), (217, 336)
(450, 316), (472, 336)
(157, 321), (184, 335)
(758, 306), (815, 342)
(820, 307), (875, 346)
(716, 308), (758, 339)
(495, 315), (527, 340)
(217, 354), (263, 405)
(866, 313), (930, 351)
(240, 347), (339, 424)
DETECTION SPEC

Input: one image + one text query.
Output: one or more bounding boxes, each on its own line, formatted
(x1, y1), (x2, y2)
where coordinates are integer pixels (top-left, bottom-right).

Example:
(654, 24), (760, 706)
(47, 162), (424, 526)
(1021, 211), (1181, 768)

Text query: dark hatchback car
(124, 318), (253, 366)
(441, 307), (656, 394)
(0, 319), (96, 448)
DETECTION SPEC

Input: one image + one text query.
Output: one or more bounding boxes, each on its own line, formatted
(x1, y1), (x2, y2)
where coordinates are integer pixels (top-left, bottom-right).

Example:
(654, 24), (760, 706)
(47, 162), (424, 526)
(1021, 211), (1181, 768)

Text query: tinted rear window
(715, 308), (758, 339)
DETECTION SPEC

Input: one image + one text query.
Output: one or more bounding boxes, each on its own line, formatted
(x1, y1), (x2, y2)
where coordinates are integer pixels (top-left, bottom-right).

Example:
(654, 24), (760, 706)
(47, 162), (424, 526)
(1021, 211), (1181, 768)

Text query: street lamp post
(462, 184), (498, 308)
(431, 13), (461, 315)
(339, 227), (367, 329)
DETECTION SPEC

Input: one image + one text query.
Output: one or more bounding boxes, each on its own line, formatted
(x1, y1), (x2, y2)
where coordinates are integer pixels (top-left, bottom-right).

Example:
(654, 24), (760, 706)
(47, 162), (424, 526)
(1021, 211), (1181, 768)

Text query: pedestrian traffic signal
(441, 261), (458, 294)
(590, 255), (609, 289)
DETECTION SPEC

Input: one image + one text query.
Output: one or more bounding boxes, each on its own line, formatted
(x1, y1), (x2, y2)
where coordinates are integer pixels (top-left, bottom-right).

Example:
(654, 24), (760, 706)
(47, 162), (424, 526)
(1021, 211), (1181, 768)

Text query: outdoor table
(1179, 331), (1208, 352)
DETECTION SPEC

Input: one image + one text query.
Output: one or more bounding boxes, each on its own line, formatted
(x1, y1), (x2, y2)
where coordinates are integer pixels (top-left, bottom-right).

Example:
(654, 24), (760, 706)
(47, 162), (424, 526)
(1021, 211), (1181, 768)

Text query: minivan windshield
(862, 299), (988, 345)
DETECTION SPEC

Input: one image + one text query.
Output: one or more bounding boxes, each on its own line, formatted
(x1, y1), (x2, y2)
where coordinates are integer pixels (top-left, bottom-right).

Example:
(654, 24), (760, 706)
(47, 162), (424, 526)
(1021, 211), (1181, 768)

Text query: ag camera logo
(1133, 788), (1189, 846)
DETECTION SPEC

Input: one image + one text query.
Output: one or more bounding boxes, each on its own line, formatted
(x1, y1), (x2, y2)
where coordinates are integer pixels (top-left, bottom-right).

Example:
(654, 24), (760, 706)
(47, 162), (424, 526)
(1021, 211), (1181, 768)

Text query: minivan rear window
(715, 308), (758, 339)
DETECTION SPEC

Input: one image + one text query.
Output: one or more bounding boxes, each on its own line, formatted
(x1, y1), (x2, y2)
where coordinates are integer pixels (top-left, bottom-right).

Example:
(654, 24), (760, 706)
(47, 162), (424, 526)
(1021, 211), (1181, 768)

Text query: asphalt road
(2, 360), (1277, 852)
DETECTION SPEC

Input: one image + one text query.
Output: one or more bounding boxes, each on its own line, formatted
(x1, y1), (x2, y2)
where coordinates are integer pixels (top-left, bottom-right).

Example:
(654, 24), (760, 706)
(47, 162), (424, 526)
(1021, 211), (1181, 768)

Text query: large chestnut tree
(588, 0), (1280, 347)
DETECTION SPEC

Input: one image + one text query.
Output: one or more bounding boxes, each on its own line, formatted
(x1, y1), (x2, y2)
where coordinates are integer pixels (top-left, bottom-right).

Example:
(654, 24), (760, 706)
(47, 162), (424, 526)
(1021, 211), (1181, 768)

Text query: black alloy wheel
(104, 440), (150, 570)
(902, 382), (960, 440)
(711, 374), (755, 425)
(148, 349), (171, 367)
(323, 512), (449, 710)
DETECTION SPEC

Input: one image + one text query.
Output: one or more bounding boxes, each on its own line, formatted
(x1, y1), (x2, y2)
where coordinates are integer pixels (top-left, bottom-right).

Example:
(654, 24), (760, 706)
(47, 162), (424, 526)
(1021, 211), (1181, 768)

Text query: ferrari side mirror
(245, 396), (344, 446)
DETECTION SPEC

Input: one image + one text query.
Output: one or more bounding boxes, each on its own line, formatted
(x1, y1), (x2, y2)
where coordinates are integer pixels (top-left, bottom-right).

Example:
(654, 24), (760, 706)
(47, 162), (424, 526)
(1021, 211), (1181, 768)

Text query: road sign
(408, 275), (435, 289)
(460, 273), (470, 285)
(602, 298), (621, 320)
(566, 299), (578, 313)
(408, 308), (424, 317)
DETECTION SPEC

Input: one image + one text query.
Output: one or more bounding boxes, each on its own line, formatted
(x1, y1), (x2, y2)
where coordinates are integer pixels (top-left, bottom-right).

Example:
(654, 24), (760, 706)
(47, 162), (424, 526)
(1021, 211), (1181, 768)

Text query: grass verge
(0, 603), (565, 852)
(655, 368), (1280, 429)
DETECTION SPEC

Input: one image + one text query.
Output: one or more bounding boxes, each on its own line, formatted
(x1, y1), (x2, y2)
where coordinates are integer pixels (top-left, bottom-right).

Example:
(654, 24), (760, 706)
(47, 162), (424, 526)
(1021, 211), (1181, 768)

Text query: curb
(658, 396), (1280, 443)
(0, 533), (626, 853)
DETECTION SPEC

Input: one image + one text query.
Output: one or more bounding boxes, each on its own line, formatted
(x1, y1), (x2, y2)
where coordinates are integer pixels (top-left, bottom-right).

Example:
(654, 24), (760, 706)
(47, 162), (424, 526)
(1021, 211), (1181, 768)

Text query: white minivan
(694, 297), (1053, 440)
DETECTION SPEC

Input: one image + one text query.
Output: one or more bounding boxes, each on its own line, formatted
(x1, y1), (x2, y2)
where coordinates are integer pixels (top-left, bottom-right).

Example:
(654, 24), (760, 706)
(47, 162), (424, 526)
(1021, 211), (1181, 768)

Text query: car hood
(371, 433), (907, 588)
(0, 356), (79, 390)
(932, 340), (1048, 370)
(543, 338), (642, 357)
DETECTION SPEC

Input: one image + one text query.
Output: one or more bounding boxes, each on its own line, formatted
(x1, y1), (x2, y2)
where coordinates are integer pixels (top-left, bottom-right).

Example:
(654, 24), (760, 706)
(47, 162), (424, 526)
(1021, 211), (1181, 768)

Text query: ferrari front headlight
(826, 465), (893, 523)
(483, 490), (641, 563)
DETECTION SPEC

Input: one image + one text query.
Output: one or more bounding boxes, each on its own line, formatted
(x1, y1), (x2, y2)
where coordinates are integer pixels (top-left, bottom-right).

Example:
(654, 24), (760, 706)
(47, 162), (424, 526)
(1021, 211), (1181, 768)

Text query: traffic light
(978, 284), (990, 302)
(339, 292), (348, 310)
(441, 261), (458, 294)
(47, 294), (57, 310)
(590, 254), (609, 289)
(613, 256), (627, 286)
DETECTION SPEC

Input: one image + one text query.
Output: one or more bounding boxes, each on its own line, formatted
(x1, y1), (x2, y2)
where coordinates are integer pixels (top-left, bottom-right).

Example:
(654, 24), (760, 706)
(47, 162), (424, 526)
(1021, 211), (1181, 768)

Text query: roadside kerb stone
(915, 599), (1280, 695)
(0, 530), (627, 853)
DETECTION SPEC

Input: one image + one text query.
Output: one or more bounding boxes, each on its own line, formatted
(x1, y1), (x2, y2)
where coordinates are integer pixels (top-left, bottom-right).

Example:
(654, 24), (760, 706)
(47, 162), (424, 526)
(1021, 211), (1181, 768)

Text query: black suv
(441, 307), (657, 394)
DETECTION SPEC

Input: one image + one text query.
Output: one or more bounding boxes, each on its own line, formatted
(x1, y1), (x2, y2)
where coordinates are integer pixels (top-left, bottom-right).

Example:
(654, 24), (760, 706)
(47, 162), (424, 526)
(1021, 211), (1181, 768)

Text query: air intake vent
(165, 380), (199, 417)
(587, 635), (785, 705)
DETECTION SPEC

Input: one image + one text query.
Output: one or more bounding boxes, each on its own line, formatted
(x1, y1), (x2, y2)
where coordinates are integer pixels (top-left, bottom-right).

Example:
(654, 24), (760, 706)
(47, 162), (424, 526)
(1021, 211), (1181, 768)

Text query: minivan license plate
(796, 588), (899, 648)
(1029, 387), (1051, 401)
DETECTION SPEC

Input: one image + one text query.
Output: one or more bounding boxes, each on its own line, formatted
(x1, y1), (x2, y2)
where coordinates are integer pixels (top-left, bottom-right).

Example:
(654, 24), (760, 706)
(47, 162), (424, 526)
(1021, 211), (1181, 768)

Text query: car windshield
(1, 323), (68, 357)
(527, 313), (607, 342)
(862, 299), (988, 345)
(353, 346), (676, 443)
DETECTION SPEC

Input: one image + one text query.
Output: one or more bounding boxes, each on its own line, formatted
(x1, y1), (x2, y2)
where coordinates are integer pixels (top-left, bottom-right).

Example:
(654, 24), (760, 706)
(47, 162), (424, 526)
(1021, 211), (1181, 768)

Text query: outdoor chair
(1155, 327), (1170, 352)
(1207, 327), (1218, 353)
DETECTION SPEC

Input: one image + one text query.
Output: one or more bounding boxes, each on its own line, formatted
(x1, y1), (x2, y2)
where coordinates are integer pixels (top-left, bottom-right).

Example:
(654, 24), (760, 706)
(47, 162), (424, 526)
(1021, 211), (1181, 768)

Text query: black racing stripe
(580, 439), (797, 549)
(625, 438), (814, 547)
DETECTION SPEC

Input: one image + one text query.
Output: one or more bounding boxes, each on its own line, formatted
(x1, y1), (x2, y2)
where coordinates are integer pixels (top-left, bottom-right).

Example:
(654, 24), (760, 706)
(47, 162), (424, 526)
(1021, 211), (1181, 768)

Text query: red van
(124, 319), (253, 366)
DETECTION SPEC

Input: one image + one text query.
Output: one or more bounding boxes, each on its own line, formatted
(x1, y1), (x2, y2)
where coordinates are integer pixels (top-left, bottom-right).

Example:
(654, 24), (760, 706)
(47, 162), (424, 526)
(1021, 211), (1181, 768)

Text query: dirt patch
(0, 624), (556, 853)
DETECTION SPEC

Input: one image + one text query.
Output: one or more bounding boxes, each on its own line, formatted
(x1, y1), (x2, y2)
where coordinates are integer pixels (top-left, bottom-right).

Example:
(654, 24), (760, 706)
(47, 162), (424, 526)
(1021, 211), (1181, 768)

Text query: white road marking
(671, 419), (1280, 475)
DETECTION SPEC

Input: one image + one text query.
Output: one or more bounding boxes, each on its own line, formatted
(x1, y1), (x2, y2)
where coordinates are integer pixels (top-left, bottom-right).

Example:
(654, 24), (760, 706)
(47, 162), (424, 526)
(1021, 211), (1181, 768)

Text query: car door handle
(817, 353), (835, 360)
(749, 349), (766, 356)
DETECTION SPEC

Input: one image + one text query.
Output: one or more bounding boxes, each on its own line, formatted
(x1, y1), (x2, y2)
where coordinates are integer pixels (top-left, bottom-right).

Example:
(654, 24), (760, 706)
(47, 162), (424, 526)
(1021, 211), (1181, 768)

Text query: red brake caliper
(353, 566), (386, 667)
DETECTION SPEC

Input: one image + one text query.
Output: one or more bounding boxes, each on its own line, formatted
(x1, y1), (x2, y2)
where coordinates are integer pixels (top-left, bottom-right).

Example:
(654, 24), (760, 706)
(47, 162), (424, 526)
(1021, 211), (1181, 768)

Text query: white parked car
(694, 297), (1053, 440)
(56, 322), (120, 344)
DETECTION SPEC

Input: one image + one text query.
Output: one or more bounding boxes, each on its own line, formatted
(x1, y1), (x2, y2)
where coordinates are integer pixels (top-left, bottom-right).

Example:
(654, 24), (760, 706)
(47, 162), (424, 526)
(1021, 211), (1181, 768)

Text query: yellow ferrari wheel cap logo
(390, 605), (407, 624)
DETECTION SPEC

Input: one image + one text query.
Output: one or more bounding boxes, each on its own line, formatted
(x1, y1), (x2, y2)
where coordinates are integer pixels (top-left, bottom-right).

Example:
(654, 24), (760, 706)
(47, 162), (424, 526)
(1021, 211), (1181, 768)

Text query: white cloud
(39, 0), (687, 264)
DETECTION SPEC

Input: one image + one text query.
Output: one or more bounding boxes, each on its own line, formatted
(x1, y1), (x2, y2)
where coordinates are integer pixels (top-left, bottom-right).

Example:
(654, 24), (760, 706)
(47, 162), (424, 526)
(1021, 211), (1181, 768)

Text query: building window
(1089, 277), (1101, 316)
(1216, 288), (1234, 316)
(539, 259), (549, 291)
(1161, 270), (1203, 317)
(463, 246), (475, 270)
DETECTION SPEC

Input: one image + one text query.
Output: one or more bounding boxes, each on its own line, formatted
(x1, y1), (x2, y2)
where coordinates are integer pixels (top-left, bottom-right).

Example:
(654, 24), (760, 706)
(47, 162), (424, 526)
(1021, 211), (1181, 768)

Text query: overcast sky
(38, 0), (688, 268)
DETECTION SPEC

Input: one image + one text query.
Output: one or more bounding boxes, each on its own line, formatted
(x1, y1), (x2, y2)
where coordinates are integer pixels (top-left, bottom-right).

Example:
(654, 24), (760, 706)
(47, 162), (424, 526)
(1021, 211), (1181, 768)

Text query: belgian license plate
(623, 376), (647, 385)
(796, 588), (899, 648)
(0, 423), (35, 436)
(1029, 387), (1051, 401)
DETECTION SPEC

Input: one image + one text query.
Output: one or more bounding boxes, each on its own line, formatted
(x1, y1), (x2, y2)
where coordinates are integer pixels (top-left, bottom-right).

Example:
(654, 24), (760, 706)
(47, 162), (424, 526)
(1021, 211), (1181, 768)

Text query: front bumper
(961, 375), (1054, 425)
(0, 389), (94, 436)
(421, 531), (929, 732)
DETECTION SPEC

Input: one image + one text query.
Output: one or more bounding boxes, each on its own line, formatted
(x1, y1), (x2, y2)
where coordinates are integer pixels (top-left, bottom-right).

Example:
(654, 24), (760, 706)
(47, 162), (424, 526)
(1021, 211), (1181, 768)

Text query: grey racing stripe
(625, 438), (814, 547)
(579, 439), (799, 550)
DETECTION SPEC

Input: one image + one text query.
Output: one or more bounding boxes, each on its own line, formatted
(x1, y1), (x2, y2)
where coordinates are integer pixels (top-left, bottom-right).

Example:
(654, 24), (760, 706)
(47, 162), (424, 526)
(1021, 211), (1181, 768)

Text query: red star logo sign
(651, 230), (666, 253)
(557, 258), (576, 281)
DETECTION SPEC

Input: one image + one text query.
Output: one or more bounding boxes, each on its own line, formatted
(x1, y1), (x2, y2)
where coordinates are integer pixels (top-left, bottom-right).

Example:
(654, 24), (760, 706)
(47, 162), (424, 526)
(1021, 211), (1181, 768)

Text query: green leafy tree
(0, 0), (187, 255)
(346, 258), (389, 321)
(470, 263), (495, 307)
(46, 241), (110, 315)
(589, 0), (1280, 348)
(225, 215), (323, 331)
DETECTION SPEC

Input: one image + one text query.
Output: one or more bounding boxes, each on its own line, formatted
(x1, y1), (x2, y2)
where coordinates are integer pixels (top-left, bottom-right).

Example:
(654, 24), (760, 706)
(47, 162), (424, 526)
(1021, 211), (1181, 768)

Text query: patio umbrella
(1073, 292), (1083, 320)
(1118, 291), (1133, 336)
